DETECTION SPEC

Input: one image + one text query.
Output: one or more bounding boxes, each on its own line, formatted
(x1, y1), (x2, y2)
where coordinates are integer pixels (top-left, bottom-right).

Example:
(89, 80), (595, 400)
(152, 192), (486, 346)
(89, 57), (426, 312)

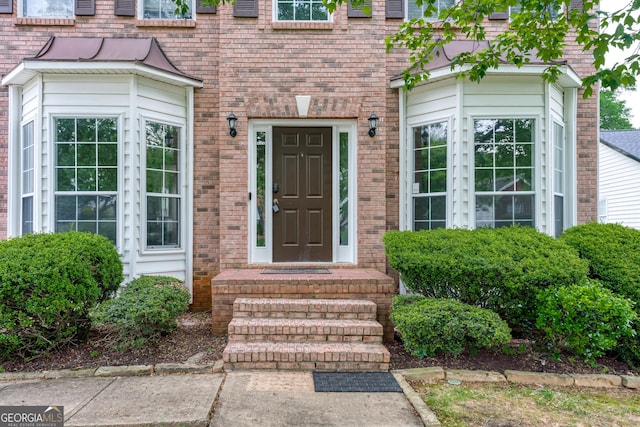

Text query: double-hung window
(276, 0), (329, 21)
(21, 122), (34, 235)
(412, 121), (447, 230)
(474, 118), (535, 228)
(22, 0), (74, 17)
(553, 122), (565, 237)
(407, 0), (454, 20)
(145, 121), (181, 249)
(142, 0), (193, 19)
(54, 118), (118, 243)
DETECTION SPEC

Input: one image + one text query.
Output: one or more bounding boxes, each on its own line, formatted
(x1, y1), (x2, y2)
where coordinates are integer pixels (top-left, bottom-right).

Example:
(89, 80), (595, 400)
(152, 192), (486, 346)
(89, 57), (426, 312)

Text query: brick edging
(393, 367), (640, 390)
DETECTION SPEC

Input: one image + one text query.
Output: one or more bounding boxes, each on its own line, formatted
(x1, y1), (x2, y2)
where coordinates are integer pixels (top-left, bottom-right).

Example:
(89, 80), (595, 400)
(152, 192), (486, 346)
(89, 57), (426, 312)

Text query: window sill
(15, 17), (75, 26)
(272, 21), (334, 30)
(136, 19), (196, 27)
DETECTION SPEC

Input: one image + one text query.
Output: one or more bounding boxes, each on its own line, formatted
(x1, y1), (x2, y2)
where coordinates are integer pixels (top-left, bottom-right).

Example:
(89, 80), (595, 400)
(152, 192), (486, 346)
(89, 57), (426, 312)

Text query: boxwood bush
(0, 232), (123, 360)
(560, 222), (640, 303)
(384, 227), (589, 333)
(91, 276), (190, 349)
(391, 295), (511, 357)
(536, 280), (637, 363)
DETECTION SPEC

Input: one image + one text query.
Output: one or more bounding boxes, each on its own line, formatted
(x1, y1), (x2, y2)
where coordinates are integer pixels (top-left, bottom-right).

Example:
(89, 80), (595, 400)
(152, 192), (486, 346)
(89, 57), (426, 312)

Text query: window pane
(256, 133), (266, 248)
(77, 168), (96, 191)
(554, 195), (564, 238)
(24, 0), (73, 18)
(56, 196), (76, 221)
(277, 0), (328, 21)
(77, 144), (96, 166)
(146, 196), (180, 247)
(411, 121), (448, 230)
(97, 119), (118, 142)
(339, 132), (349, 246)
(147, 170), (163, 193)
(54, 118), (118, 243)
(55, 119), (75, 142)
(515, 143), (533, 167)
(22, 196), (33, 235)
(98, 145), (118, 166)
(143, 0), (193, 19)
(475, 169), (493, 192)
(475, 144), (494, 168)
(57, 144), (76, 166)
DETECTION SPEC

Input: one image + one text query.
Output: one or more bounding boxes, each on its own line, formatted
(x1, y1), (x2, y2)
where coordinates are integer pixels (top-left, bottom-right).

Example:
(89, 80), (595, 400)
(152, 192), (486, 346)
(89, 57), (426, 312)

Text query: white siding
(26, 74), (192, 286)
(599, 143), (640, 229)
(134, 77), (189, 284)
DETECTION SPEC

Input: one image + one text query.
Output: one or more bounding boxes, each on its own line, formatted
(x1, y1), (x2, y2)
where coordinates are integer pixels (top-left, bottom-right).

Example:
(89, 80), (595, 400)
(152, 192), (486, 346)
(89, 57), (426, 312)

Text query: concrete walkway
(0, 371), (427, 427)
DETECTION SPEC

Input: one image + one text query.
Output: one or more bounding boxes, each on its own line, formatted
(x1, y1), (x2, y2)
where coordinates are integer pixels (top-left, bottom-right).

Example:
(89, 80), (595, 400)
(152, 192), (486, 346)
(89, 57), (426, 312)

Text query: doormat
(262, 268), (331, 274)
(312, 372), (403, 393)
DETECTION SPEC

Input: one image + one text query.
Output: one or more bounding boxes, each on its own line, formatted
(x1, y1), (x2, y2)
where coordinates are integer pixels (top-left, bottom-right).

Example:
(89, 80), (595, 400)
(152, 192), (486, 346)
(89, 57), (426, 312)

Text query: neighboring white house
(599, 130), (640, 229)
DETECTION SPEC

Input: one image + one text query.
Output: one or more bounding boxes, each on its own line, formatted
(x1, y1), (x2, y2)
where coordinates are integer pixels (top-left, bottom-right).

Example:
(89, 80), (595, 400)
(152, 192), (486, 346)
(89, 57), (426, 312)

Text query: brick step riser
(223, 350), (389, 365)
(228, 334), (384, 343)
(225, 361), (390, 371)
(232, 312), (377, 320)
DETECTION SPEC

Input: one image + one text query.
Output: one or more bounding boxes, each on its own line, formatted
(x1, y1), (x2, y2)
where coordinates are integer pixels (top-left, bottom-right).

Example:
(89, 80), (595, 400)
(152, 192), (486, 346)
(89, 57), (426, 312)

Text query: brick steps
(227, 318), (384, 342)
(223, 342), (390, 371)
(223, 298), (390, 371)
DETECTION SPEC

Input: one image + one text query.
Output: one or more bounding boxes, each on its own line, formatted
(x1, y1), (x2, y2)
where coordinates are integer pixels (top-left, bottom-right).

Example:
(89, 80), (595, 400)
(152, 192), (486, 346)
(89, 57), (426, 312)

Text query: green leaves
(391, 295), (512, 357)
(536, 280), (637, 364)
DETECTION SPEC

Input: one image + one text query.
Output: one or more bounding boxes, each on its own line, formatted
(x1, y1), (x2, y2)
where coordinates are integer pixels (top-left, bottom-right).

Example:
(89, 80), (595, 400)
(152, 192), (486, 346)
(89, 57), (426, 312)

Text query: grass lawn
(410, 380), (640, 427)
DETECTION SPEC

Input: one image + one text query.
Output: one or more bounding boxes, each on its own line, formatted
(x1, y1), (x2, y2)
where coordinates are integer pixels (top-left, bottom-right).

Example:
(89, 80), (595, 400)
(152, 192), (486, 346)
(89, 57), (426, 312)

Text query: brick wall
(0, 1), (599, 311)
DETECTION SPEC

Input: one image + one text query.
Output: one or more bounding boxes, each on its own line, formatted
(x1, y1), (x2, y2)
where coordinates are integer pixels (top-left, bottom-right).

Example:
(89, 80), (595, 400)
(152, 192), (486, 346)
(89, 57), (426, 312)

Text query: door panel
(273, 127), (332, 262)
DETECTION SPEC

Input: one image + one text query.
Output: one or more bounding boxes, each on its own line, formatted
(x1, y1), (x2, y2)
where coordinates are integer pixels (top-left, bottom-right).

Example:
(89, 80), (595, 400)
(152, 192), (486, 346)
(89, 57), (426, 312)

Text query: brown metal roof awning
(2, 37), (203, 87)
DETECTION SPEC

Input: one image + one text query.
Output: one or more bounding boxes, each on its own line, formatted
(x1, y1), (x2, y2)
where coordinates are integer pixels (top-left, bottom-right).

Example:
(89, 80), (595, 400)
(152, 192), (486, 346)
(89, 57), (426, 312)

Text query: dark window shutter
(348, 0), (371, 18)
(234, 0), (257, 17)
(114, 0), (135, 16)
(196, 0), (216, 14)
(75, 0), (95, 15)
(488, 9), (508, 20)
(0, 0), (13, 14)
(385, 0), (403, 18)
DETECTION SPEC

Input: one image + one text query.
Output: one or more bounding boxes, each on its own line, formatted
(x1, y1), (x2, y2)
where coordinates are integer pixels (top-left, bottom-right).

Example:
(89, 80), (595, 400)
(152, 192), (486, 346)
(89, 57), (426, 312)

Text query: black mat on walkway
(313, 372), (403, 393)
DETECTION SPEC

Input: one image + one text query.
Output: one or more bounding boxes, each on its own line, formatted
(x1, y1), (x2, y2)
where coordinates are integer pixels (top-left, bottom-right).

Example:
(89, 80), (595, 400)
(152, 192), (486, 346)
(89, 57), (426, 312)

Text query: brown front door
(273, 127), (332, 262)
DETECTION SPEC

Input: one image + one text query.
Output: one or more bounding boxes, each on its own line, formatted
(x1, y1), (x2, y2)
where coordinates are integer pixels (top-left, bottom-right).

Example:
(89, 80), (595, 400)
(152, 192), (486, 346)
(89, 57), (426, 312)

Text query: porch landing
(211, 268), (396, 342)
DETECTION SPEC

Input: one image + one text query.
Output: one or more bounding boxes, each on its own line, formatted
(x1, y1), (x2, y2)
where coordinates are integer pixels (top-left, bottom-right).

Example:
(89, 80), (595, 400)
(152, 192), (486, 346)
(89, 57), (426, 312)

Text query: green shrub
(560, 222), (640, 303)
(615, 321), (640, 368)
(390, 295), (512, 357)
(536, 280), (637, 363)
(92, 276), (190, 349)
(0, 232), (123, 360)
(384, 227), (588, 333)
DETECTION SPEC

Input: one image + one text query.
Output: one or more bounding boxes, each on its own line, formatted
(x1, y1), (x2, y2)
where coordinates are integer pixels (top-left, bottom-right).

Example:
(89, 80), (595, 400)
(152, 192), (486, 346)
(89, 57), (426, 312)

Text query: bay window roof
(2, 37), (203, 88)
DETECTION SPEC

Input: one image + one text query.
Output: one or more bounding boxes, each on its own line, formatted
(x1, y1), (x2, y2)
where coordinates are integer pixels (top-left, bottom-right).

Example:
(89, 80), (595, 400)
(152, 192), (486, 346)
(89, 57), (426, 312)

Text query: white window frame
(142, 117), (187, 253)
(471, 116), (538, 229)
(272, 0), (332, 22)
(21, 121), (35, 235)
(248, 120), (357, 264)
(552, 120), (566, 237)
(19, 0), (74, 18)
(52, 115), (120, 245)
(406, 0), (454, 21)
(139, 0), (194, 20)
(409, 119), (450, 230)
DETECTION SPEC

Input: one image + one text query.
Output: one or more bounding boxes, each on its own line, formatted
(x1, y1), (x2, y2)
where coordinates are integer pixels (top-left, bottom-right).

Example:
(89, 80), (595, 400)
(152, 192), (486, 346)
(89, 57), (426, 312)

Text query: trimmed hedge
(0, 232), (123, 360)
(391, 295), (511, 357)
(384, 227), (589, 333)
(91, 276), (190, 349)
(536, 280), (637, 363)
(560, 222), (640, 303)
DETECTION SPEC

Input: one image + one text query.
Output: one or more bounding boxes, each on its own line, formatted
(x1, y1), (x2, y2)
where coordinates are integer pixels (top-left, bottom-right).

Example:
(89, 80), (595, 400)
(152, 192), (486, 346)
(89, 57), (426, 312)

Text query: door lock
(272, 198), (280, 213)
(273, 183), (279, 193)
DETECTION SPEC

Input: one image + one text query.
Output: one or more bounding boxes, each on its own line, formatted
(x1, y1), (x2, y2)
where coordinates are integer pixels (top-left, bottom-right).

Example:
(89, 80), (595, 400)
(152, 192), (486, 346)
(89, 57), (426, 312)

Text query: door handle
(272, 198), (280, 213)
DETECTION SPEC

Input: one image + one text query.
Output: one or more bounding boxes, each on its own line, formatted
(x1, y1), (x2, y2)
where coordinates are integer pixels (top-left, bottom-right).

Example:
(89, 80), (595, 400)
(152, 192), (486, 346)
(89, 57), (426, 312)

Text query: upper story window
(22, 0), (74, 17)
(142, 0), (193, 19)
(407, 0), (454, 21)
(275, 0), (329, 21)
(508, 1), (561, 20)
